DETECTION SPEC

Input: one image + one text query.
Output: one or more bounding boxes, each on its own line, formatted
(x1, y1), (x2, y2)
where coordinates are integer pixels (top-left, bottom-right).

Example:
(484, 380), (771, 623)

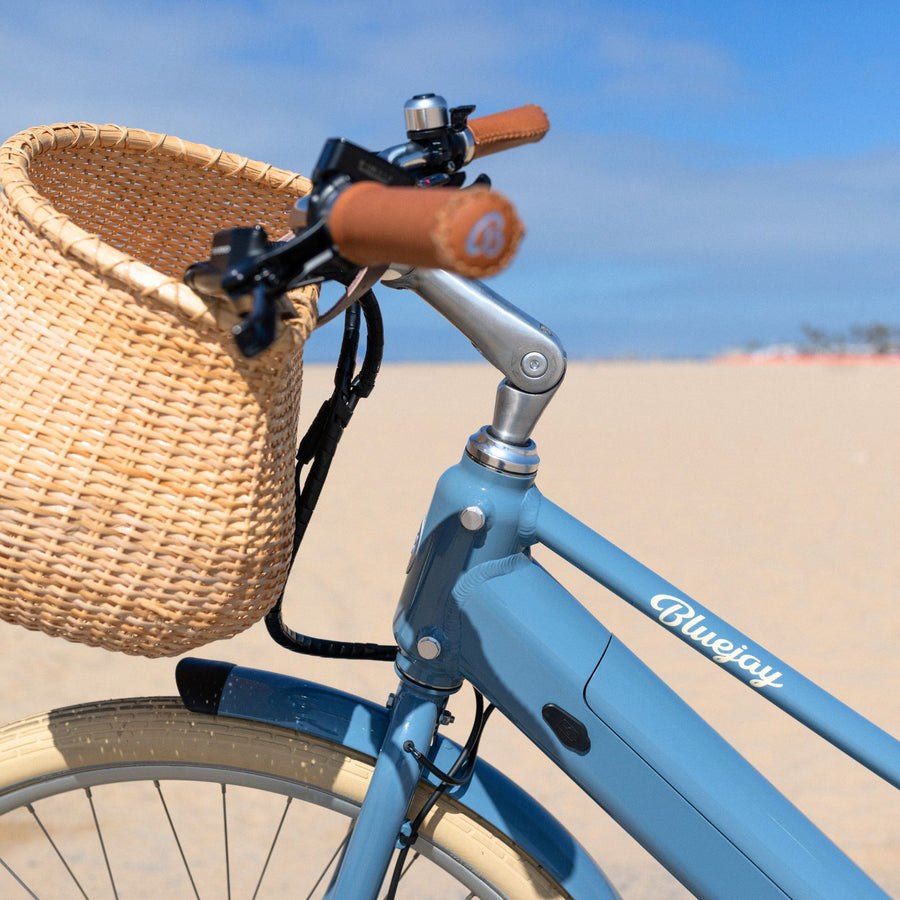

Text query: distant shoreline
(304, 354), (900, 368)
(715, 352), (900, 365)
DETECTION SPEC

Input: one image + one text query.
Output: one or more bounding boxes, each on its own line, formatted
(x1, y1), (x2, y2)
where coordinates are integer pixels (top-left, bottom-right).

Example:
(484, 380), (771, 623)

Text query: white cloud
(0, 1), (541, 165)
(594, 28), (742, 106)
(494, 131), (900, 269)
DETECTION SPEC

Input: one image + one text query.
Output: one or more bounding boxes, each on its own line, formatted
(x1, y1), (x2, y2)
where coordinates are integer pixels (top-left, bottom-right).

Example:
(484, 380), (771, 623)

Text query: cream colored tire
(0, 698), (567, 899)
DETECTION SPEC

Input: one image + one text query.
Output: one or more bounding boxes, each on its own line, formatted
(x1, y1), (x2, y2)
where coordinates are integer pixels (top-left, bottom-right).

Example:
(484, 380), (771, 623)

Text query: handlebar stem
(382, 267), (566, 445)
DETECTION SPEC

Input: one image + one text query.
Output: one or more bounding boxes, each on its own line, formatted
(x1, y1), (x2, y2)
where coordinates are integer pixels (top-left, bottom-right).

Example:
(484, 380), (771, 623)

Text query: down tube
(453, 554), (889, 899)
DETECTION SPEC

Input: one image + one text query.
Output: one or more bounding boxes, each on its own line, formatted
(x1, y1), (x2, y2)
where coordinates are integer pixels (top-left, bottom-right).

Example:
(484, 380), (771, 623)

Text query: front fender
(176, 657), (619, 899)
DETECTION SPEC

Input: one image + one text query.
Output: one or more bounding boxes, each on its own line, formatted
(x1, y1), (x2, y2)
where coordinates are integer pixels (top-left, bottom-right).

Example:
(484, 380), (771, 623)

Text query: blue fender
(176, 657), (619, 899)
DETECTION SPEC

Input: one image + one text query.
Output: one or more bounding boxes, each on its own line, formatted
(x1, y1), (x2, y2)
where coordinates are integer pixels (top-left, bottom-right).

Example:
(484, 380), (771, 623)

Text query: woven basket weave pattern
(0, 123), (317, 656)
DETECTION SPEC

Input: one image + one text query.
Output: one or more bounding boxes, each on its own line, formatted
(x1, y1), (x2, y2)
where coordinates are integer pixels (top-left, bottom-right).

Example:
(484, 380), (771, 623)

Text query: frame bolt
(417, 635), (442, 659)
(521, 351), (548, 378)
(458, 506), (486, 531)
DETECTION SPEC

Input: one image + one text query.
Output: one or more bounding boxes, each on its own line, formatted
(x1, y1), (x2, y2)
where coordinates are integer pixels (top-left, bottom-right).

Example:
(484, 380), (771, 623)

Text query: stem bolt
(521, 351), (548, 378)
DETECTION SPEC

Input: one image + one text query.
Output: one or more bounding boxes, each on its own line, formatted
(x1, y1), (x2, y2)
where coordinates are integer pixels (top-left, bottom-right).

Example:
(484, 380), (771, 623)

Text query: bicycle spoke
(399, 850), (421, 880)
(86, 787), (119, 900)
(251, 795), (292, 900)
(305, 824), (353, 900)
(154, 780), (201, 900)
(25, 801), (89, 898)
(0, 855), (40, 899)
(383, 849), (422, 898)
(385, 849), (478, 899)
(222, 784), (231, 900)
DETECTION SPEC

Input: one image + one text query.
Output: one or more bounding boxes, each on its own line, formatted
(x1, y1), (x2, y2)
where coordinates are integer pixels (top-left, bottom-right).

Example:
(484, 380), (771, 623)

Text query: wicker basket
(0, 123), (317, 657)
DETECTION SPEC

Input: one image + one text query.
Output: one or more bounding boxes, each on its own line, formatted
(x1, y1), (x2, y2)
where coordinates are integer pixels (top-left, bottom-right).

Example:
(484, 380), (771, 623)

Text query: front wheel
(0, 698), (569, 899)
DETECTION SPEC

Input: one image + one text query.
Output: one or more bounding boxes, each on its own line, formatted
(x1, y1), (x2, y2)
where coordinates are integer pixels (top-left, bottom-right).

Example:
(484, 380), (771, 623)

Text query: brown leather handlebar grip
(327, 183), (524, 277)
(467, 104), (550, 159)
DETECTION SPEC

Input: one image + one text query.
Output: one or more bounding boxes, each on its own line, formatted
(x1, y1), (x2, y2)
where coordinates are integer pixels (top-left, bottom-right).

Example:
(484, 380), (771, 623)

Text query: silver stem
(382, 267), (566, 448)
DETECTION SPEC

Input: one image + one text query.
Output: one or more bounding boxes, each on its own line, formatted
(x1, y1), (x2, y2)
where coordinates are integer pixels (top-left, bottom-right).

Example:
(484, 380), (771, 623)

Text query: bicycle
(0, 93), (897, 898)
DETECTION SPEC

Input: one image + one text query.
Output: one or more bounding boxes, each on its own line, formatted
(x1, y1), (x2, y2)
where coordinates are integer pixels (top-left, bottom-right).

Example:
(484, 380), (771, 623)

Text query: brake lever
(185, 220), (347, 357)
(231, 283), (277, 357)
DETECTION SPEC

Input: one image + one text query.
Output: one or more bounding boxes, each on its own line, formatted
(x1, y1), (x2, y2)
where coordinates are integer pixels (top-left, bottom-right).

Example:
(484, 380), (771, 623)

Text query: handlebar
(466, 104), (550, 161)
(327, 183), (523, 278)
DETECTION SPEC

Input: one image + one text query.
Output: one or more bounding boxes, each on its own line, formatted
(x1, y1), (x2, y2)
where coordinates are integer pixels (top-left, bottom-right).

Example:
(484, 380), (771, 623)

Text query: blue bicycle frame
(392, 449), (899, 898)
(180, 443), (899, 898)
(178, 274), (899, 899)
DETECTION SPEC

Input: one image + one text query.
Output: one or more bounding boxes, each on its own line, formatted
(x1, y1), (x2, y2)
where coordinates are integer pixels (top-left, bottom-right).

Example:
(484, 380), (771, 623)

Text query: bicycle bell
(404, 94), (449, 138)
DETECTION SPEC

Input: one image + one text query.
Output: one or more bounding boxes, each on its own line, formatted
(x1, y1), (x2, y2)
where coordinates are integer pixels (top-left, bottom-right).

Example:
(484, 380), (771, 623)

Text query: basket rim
(0, 122), (312, 326)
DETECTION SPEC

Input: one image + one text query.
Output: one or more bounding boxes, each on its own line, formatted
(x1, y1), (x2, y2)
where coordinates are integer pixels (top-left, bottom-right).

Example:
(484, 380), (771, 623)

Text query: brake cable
(386, 688), (496, 898)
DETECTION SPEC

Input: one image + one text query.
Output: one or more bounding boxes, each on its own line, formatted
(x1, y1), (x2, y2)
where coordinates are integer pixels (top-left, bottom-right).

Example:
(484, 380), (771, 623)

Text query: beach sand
(2, 359), (898, 897)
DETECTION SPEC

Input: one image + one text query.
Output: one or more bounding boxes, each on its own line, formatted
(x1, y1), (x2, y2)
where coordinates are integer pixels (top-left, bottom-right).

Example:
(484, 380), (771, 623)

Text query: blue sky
(3, 1), (899, 360)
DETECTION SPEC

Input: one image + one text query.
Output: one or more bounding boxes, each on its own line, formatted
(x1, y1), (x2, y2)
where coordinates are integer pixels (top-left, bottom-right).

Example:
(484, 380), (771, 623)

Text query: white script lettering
(649, 595), (784, 689)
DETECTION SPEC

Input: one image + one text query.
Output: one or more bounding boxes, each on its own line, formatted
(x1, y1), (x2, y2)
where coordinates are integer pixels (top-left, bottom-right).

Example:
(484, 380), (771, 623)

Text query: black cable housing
(265, 290), (396, 661)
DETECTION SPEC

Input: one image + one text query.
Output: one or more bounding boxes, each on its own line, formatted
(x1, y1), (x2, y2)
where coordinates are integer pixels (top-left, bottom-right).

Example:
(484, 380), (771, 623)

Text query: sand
(1, 359), (898, 897)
